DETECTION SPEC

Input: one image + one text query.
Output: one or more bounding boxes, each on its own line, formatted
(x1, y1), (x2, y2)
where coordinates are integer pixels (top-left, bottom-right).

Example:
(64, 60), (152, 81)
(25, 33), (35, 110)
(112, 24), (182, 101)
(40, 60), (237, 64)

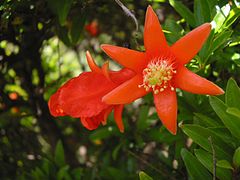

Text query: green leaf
(226, 78), (240, 108)
(209, 96), (240, 139)
(216, 160), (233, 170)
(89, 126), (118, 141)
(70, 10), (86, 45)
(194, 0), (211, 25)
(181, 124), (232, 160)
(233, 147), (240, 168)
(31, 167), (46, 179)
(164, 17), (183, 44)
(208, 127), (236, 148)
(212, 4), (230, 32)
(57, 165), (71, 180)
(139, 171), (153, 180)
(57, 26), (71, 46)
(194, 113), (222, 127)
(136, 105), (149, 131)
(210, 30), (233, 52)
(71, 168), (83, 180)
(181, 148), (212, 180)
(169, 0), (196, 27)
(195, 149), (232, 180)
(48, 0), (73, 26)
(112, 142), (123, 160)
(223, 7), (240, 30)
(199, 31), (214, 63)
(54, 140), (65, 168)
(227, 107), (240, 118)
(148, 128), (182, 144)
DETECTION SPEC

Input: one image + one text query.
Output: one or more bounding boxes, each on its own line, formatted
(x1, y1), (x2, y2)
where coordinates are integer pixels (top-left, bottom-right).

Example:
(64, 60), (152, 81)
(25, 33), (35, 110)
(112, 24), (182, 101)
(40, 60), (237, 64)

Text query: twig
(114, 0), (138, 31)
(127, 149), (175, 179)
(208, 136), (216, 180)
(57, 38), (62, 78)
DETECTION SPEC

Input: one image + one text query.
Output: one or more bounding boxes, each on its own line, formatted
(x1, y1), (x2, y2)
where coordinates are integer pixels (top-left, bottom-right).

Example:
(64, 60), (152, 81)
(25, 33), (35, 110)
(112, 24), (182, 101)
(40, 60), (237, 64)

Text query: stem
(208, 136), (216, 180)
(114, 0), (138, 31)
(127, 150), (176, 180)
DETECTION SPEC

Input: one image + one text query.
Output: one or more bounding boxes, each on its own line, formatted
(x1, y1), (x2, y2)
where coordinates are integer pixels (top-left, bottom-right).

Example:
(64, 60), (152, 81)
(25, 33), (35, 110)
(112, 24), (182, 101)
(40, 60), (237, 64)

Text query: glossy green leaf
(210, 96), (240, 139)
(54, 140), (65, 168)
(210, 30), (233, 52)
(137, 105), (149, 131)
(31, 167), (45, 179)
(227, 108), (240, 118)
(212, 4), (230, 32)
(139, 171), (153, 180)
(181, 124), (232, 160)
(208, 127), (236, 148)
(164, 18), (183, 44)
(71, 168), (83, 179)
(181, 148), (212, 180)
(70, 11), (86, 45)
(57, 165), (71, 180)
(233, 147), (240, 168)
(148, 128), (181, 144)
(195, 149), (232, 180)
(226, 78), (240, 108)
(223, 7), (240, 30)
(194, 113), (222, 127)
(194, 0), (211, 25)
(169, 0), (196, 27)
(48, 0), (73, 26)
(89, 126), (118, 141)
(57, 26), (71, 46)
(216, 160), (233, 170)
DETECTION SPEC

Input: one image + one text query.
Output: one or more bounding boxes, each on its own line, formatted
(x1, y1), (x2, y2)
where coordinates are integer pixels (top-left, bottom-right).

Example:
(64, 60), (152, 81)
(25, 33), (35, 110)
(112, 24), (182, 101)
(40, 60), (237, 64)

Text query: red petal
(101, 44), (146, 72)
(174, 67), (224, 95)
(102, 75), (148, 104)
(86, 51), (102, 73)
(80, 117), (101, 130)
(48, 90), (66, 117)
(59, 72), (115, 117)
(109, 68), (135, 84)
(102, 106), (114, 125)
(171, 23), (211, 65)
(144, 6), (168, 56)
(154, 89), (177, 135)
(114, 105), (124, 132)
(101, 61), (111, 81)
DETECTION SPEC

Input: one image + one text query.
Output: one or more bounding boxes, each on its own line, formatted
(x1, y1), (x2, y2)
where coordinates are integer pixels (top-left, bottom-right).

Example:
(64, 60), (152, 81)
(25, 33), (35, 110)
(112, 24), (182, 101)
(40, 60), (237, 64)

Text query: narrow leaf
(194, 113), (222, 127)
(139, 171), (153, 180)
(216, 160), (233, 170)
(209, 96), (240, 139)
(181, 148), (212, 180)
(54, 140), (65, 168)
(195, 149), (232, 180)
(181, 124), (232, 161)
(227, 107), (240, 118)
(169, 0), (196, 27)
(233, 147), (240, 168)
(226, 78), (240, 108)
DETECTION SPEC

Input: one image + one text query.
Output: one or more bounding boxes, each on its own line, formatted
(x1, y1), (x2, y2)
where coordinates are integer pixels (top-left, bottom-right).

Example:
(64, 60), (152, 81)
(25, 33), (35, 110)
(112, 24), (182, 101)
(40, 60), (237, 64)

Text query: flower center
(139, 59), (176, 94)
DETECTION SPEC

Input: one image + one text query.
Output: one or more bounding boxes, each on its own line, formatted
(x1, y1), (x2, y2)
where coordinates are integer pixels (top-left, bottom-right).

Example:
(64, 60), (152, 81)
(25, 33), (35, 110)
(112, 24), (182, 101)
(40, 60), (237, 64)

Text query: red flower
(85, 20), (99, 36)
(101, 6), (224, 135)
(48, 51), (134, 132)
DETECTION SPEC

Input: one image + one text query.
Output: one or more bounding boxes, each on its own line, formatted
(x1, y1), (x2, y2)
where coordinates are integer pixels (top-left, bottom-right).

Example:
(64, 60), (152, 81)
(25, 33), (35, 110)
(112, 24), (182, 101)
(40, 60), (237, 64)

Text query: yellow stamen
(139, 59), (176, 94)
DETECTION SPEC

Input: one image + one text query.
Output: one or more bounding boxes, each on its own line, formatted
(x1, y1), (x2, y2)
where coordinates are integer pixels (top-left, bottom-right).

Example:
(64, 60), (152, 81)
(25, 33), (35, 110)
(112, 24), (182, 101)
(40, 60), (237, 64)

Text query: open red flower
(101, 6), (224, 135)
(48, 51), (134, 132)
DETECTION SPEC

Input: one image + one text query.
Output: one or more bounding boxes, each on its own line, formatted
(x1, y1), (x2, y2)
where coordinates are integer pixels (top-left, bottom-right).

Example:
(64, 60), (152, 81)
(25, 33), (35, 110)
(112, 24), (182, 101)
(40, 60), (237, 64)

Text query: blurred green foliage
(0, 0), (240, 179)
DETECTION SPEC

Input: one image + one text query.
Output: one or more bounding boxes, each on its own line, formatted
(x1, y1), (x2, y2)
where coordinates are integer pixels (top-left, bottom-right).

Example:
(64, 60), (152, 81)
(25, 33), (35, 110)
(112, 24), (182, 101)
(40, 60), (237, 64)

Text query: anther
(139, 58), (176, 93)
